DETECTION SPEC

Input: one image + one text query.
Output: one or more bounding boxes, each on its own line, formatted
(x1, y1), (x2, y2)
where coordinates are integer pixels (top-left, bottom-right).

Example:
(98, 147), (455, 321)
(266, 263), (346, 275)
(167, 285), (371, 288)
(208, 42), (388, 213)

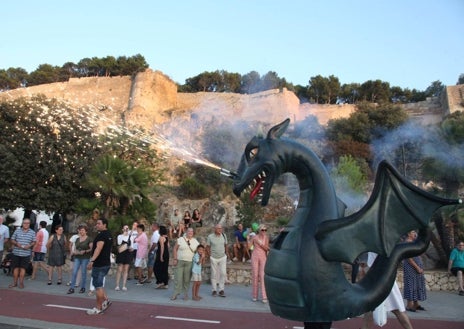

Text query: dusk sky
(2, 0), (463, 90)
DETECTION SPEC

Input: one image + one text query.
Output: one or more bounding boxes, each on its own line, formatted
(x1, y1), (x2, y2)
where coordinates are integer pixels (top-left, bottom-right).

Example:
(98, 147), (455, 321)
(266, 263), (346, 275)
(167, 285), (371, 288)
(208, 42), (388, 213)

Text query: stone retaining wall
(201, 264), (459, 292)
(65, 260), (459, 292)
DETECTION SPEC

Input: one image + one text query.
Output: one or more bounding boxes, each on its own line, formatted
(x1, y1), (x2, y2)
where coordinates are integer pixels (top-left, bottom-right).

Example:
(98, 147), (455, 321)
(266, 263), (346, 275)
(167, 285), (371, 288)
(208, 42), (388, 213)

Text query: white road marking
(155, 315), (220, 324)
(293, 327), (339, 329)
(45, 304), (89, 311)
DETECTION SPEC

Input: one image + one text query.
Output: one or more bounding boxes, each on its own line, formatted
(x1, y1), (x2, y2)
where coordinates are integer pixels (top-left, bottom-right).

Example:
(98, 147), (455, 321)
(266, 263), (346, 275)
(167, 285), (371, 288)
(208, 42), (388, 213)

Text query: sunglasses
(261, 229), (267, 231)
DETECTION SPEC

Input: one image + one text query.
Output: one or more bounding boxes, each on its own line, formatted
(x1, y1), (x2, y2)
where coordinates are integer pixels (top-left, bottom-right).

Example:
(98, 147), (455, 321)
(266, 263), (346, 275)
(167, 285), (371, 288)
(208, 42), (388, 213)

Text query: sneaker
(102, 299), (112, 311)
(162, 285), (168, 289)
(156, 283), (164, 289)
(212, 291), (217, 296)
(232, 257), (238, 262)
(459, 290), (464, 296)
(122, 287), (127, 291)
(242, 257), (245, 263)
(86, 307), (103, 315)
(136, 282), (144, 286)
(219, 290), (225, 297)
(115, 287), (120, 291)
(252, 298), (257, 302)
(262, 299), (268, 303)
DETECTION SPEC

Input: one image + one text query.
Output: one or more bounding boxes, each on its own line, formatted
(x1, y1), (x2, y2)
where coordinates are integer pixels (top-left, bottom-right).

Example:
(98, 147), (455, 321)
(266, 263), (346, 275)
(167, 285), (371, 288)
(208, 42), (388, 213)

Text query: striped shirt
(11, 227), (36, 257)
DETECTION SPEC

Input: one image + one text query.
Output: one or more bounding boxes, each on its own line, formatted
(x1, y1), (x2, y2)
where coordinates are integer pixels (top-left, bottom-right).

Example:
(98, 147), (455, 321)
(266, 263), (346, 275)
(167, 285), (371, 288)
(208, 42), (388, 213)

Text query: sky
(1, 0), (463, 91)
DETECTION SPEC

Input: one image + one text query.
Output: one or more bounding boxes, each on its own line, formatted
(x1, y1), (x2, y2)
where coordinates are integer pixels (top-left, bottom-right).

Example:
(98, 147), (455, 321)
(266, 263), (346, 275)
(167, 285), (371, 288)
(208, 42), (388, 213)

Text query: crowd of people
(1, 211), (463, 320)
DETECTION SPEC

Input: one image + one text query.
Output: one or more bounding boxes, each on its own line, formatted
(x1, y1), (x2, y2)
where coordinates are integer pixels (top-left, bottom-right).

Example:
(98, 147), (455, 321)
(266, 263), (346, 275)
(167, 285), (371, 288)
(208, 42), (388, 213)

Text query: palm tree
(84, 155), (155, 219)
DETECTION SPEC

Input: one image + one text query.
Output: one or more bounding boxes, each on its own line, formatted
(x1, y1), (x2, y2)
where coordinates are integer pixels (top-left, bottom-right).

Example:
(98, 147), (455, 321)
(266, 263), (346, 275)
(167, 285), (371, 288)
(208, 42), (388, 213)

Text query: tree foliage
(0, 96), (103, 211)
(331, 155), (368, 194)
(0, 54), (148, 90)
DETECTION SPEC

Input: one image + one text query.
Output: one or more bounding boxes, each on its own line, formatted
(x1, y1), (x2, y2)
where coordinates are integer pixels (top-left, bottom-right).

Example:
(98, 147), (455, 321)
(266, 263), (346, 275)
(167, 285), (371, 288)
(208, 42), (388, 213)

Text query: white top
(367, 252), (405, 312)
(130, 230), (138, 250)
(150, 229), (160, 247)
(0, 224), (10, 251)
(69, 234), (79, 253)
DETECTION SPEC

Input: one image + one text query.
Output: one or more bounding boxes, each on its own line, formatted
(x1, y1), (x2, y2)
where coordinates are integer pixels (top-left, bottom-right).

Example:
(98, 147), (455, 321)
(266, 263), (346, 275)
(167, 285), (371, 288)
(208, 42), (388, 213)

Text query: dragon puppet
(232, 118), (462, 323)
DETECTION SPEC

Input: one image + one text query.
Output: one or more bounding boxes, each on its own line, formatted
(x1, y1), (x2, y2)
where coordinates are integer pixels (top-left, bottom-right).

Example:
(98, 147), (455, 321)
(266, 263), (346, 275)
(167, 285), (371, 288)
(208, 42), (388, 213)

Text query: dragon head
(233, 119), (290, 206)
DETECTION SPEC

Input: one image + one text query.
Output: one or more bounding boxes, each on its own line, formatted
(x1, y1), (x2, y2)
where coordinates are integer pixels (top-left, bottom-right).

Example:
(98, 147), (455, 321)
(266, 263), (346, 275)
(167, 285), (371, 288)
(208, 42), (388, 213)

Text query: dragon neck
(282, 141), (339, 220)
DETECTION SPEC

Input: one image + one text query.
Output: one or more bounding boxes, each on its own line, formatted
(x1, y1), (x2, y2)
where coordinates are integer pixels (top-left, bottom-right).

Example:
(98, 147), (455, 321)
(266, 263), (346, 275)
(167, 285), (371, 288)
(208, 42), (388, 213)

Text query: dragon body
(232, 118), (461, 322)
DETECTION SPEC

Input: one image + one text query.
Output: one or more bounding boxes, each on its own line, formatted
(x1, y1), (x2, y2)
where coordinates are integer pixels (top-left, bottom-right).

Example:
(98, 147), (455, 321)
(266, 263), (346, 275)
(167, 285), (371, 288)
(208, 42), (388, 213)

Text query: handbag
(118, 243), (128, 253)
(373, 300), (387, 327)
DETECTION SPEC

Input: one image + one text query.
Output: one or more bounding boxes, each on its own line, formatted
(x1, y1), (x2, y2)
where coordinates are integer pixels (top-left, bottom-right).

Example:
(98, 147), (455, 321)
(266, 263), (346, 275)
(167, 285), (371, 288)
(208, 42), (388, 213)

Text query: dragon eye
(249, 147), (258, 159)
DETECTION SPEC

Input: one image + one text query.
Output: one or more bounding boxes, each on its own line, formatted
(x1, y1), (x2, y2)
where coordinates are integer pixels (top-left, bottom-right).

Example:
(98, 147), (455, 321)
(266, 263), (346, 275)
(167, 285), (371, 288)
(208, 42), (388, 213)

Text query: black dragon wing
(316, 160), (462, 263)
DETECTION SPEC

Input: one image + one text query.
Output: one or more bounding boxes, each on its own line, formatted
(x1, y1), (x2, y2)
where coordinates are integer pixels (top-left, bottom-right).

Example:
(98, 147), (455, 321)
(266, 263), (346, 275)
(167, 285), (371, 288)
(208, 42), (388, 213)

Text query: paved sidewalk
(0, 268), (463, 327)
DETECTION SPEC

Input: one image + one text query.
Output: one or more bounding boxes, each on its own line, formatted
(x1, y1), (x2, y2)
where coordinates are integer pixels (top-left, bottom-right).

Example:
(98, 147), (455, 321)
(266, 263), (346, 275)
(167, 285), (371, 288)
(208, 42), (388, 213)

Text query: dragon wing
(316, 160), (462, 264)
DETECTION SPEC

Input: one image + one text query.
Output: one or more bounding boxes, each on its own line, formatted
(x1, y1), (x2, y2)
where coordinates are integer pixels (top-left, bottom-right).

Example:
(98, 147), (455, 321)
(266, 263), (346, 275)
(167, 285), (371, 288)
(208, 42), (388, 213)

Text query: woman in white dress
(361, 252), (414, 329)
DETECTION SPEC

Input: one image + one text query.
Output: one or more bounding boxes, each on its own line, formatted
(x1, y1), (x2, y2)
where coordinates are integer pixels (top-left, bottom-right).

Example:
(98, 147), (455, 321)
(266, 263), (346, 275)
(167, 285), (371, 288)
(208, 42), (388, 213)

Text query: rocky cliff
(2, 68), (460, 130)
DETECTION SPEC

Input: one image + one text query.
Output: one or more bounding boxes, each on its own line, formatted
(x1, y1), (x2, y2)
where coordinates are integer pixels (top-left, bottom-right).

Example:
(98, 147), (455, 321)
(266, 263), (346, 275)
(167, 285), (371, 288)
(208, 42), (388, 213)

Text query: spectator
(46, 224), (67, 285)
(128, 220), (139, 280)
(362, 252), (414, 329)
(448, 240), (464, 296)
(147, 222), (160, 284)
(182, 211), (191, 234)
(206, 224), (228, 297)
(67, 230), (80, 287)
(171, 227), (199, 300)
(233, 223), (250, 263)
(0, 215), (10, 264)
(154, 225), (170, 289)
(86, 218), (113, 315)
(191, 208), (203, 230)
(192, 244), (206, 301)
(169, 209), (182, 239)
(31, 220), (49, 280)
(250, 224), (269, 303)
(67, 224), (92, 294)
(115, 225), (131, 291)
(402, 230), (427, 312)
(9, 218), (36, 289)
(134, 224), (148, 285)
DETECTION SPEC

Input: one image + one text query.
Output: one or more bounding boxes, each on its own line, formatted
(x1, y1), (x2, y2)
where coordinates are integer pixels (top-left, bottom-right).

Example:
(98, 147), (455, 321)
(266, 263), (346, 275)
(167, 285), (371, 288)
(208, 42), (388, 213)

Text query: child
(192, 244), (205, 301)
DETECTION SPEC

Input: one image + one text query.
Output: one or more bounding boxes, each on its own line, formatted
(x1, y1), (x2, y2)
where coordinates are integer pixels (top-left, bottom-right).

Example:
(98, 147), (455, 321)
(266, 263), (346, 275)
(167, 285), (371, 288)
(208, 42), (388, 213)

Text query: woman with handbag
(115, 225), (132, 291)
(67, 224), (92, 294)
(46, 225), (67, 285)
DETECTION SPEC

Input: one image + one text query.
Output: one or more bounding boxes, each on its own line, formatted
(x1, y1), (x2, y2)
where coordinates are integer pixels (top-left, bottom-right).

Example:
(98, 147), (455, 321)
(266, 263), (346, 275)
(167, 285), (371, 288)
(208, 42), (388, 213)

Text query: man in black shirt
(86, 218), (112, 315)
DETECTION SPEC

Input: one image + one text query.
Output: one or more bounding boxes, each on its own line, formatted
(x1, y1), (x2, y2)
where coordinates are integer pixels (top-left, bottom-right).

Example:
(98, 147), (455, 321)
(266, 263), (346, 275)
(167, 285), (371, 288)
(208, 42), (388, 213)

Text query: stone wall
(95, 260), (459, 292)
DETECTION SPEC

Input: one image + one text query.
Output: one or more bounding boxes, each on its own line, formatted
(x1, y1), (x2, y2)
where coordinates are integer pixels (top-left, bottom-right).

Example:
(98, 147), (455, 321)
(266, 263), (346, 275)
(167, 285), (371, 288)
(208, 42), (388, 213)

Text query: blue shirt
(192, 252), (202, 274)
(450, 248), (464, 268)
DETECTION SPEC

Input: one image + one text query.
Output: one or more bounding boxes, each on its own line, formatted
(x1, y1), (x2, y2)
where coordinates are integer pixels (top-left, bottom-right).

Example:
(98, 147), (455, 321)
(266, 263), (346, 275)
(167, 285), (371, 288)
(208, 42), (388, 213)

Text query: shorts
(11, 255), (31, 269)
(191, 272), (202, 282)
(147, 251), (156, 267)
(33, 252), (46, 262)
(91, 265), (110, 289)
(451, 267), (464, 276)
(134, 258), (147, 268)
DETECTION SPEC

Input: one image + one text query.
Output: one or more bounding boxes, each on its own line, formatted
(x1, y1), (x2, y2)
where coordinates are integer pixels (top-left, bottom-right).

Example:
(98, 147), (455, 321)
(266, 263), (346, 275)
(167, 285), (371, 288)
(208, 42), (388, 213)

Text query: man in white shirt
(146, 222), (160, 283)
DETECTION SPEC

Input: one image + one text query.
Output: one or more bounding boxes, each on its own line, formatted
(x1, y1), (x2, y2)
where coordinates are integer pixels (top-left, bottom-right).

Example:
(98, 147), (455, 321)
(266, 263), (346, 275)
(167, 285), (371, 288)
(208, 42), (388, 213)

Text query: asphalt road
(0, 268), (462, 329)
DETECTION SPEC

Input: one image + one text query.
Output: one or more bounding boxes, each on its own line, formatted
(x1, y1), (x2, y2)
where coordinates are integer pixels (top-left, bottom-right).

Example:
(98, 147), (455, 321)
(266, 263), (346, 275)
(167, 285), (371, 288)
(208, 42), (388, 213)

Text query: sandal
(8, 283), (17, 288)
(57, 279), (62, 285)
(47, 280), (52, 285)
